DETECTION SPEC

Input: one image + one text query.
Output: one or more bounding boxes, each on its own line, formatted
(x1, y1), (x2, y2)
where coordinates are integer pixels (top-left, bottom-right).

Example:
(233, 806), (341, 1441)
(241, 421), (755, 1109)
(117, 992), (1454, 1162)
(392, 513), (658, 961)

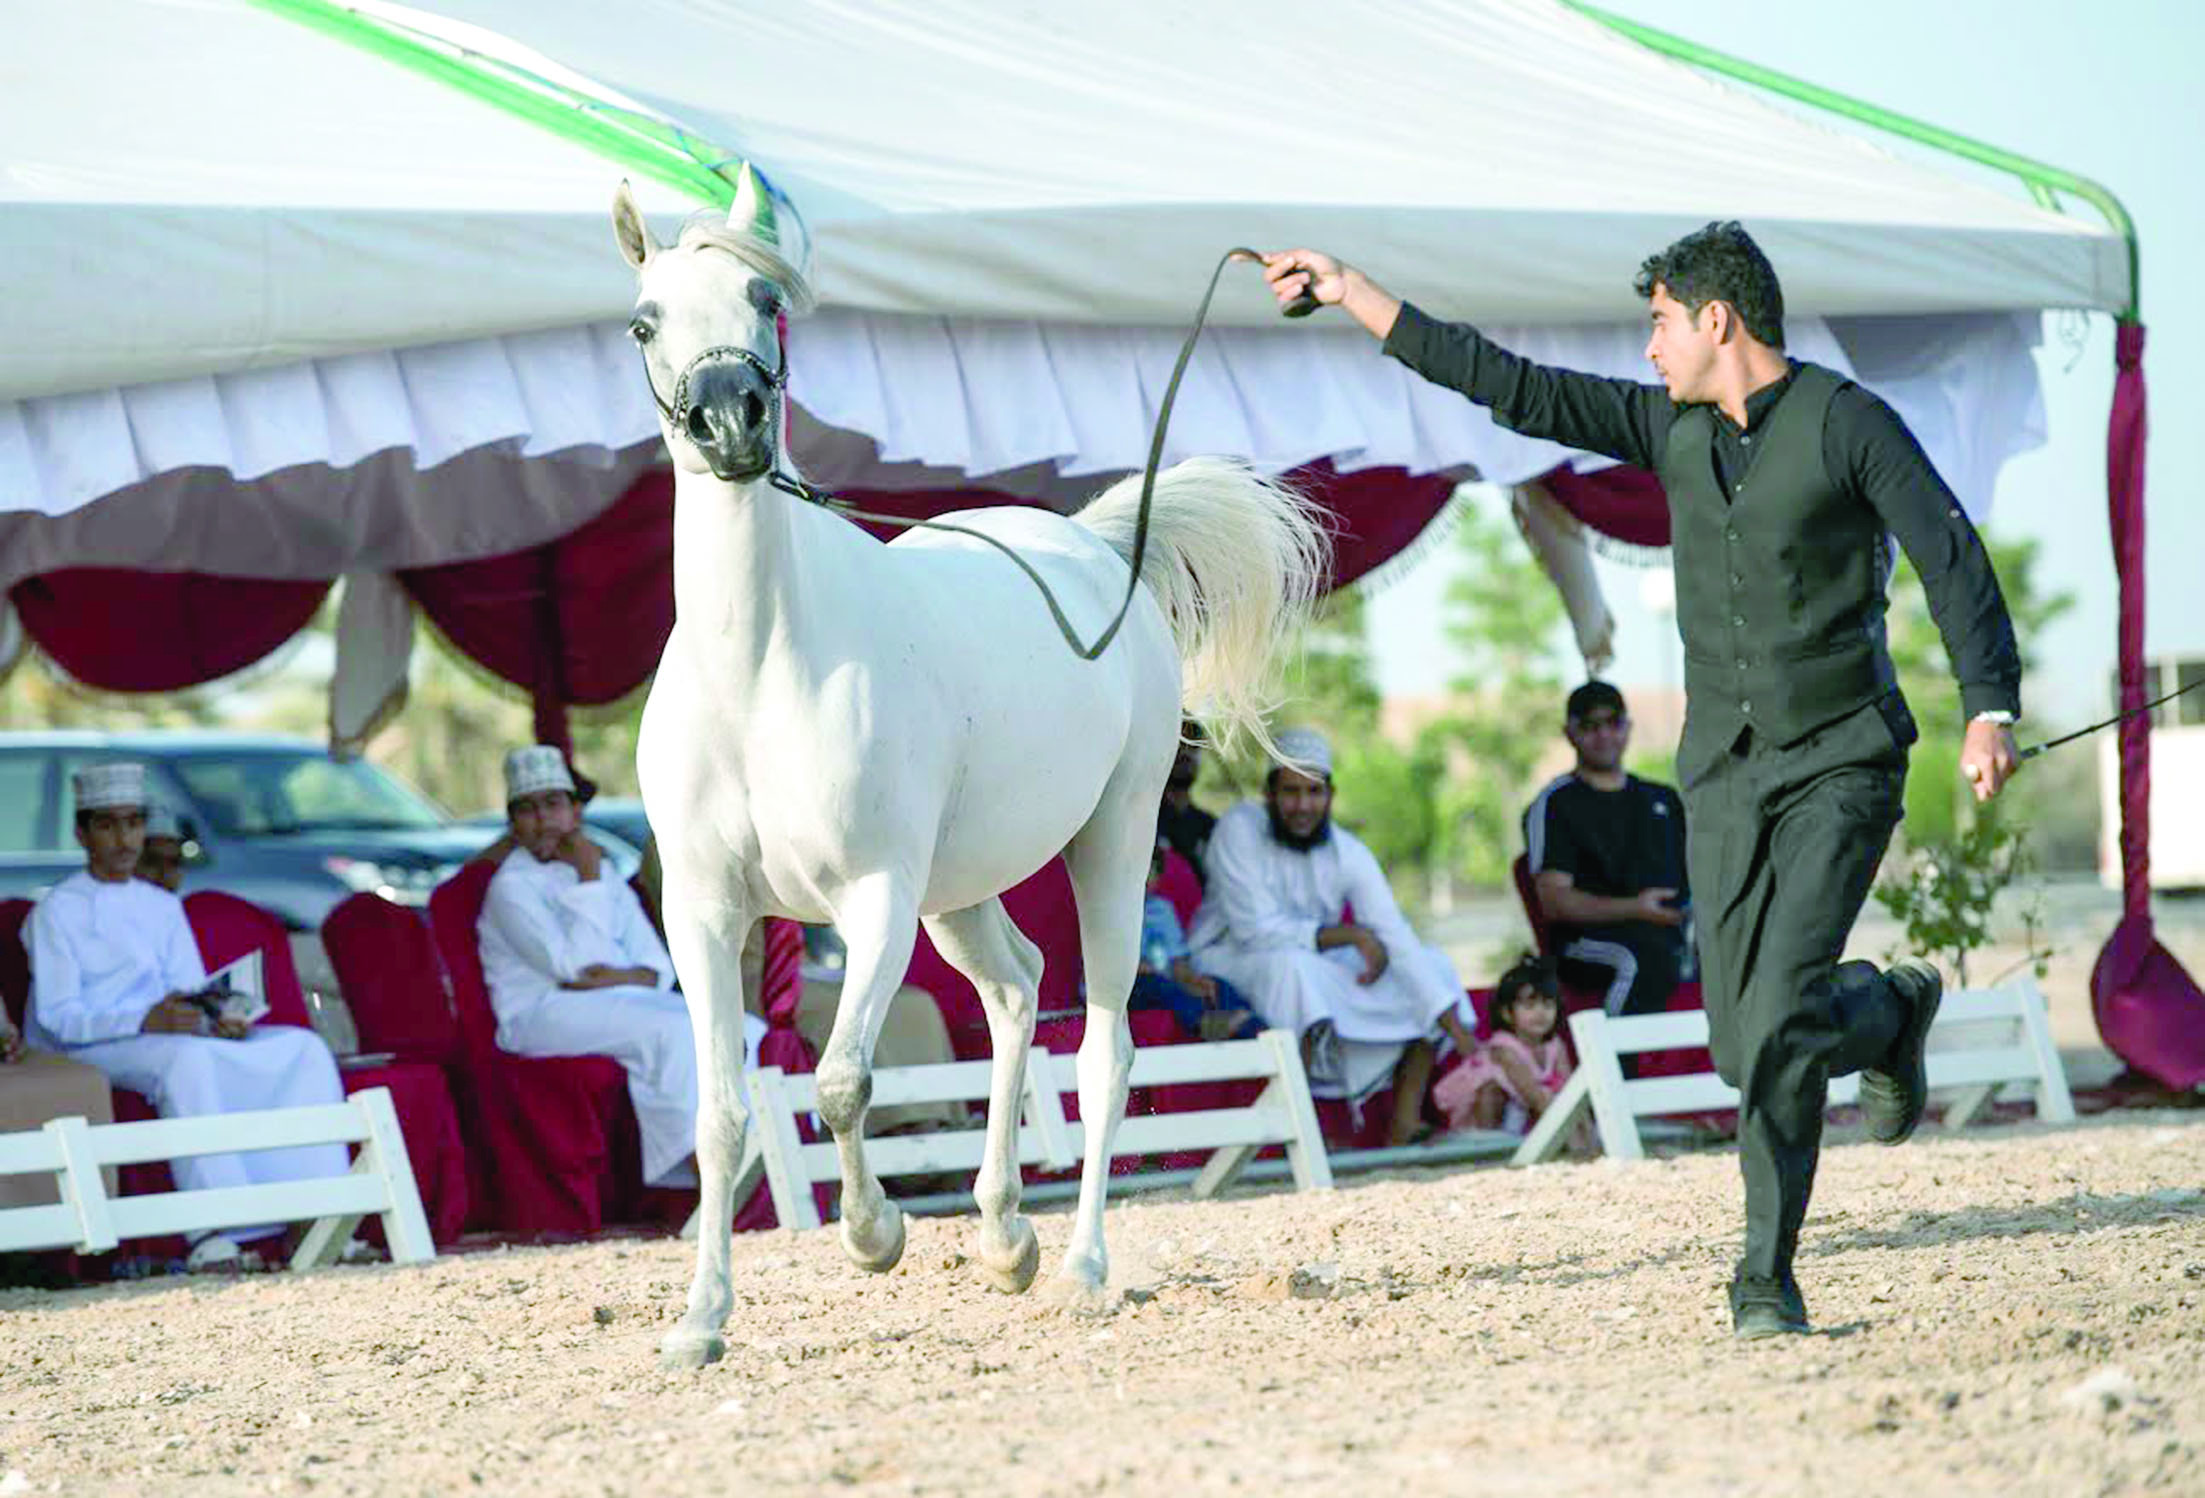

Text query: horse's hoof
(1040, 1272), (1115, 1319)
(842, 1201), (906, 1274)
(978, 1217), (1041, 1295)
(658, 1326), (726, 1369)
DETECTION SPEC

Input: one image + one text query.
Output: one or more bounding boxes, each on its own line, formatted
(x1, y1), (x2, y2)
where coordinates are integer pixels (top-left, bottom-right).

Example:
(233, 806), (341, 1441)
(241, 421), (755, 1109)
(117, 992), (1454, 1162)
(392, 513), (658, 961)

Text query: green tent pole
(1560, 0), (2139, 322)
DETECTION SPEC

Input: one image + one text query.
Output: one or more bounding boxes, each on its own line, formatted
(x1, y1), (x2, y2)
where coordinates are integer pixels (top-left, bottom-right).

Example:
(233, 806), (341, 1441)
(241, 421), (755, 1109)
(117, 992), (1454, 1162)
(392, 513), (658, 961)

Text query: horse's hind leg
(816, 873), (919, 1273)
(922, 900), (1042, 1294)
(1046, 792), (1152, 1316)
(656, 886), (752, 1369)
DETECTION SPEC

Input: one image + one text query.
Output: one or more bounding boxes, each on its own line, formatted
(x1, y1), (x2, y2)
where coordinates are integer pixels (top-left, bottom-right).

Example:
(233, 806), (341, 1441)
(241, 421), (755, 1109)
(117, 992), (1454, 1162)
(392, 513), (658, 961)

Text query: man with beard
(1188, 728), (1479, 1144)
(477, 745), (703, 1190)
(1156, 721), (1217, 888)
(1525, 681), (1689, 1024)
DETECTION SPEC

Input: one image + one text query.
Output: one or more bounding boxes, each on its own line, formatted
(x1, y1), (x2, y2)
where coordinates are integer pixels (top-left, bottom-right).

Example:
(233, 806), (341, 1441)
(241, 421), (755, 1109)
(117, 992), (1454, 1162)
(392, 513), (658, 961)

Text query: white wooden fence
(0, 1086), (434, 1267)
(750, 1029), (1331, 1230)
(1514, 978), (2076, 1166)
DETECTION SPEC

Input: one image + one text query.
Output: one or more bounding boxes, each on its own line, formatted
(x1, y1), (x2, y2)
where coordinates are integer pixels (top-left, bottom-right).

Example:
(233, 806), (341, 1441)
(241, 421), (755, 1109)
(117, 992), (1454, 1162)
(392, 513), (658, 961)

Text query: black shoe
(1860, 958), (1944, 1145)
(1729, 1271), (1810, 1340)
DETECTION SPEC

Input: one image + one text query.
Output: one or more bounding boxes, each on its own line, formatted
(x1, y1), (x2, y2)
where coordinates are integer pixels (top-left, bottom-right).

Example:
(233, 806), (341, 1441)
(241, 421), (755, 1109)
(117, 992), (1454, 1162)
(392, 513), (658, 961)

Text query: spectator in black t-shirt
(1523, 682), (1689, 1024)
(1156, 721), (1218, 889)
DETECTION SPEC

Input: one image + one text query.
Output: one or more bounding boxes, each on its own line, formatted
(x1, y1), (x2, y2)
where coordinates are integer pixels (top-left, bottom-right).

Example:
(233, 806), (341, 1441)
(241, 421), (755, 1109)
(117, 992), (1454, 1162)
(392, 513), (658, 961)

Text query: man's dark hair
(1566, 680), (1627, 724)
(1633, 221), (1785, 350)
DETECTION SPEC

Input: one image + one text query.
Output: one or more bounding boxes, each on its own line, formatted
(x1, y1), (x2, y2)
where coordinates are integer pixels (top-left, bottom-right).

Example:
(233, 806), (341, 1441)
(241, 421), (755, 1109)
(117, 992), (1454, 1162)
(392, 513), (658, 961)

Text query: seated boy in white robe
(1188, 728), (1479, 1144)
(26, 762), (349, 1272)
(478, 746), (705, 1190)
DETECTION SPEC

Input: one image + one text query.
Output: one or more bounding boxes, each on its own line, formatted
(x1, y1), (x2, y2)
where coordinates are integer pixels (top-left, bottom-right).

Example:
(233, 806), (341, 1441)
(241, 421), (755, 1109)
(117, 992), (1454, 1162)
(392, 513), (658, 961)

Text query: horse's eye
(628, 317), (655, 345)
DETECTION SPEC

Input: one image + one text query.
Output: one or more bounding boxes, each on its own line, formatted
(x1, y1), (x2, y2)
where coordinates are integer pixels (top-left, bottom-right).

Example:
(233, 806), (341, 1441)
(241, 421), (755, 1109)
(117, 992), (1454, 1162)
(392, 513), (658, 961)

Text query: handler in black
(1261, 223), (2022, 1338)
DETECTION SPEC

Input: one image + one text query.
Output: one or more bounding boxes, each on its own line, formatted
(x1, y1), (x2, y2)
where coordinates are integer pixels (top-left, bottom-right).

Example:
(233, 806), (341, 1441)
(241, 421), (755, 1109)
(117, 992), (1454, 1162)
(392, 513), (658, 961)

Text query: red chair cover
(1155, 848), (1202, 931)
(427, 861), (638, 1237)
(0, 898), (30, 1031)
(185, 890), (468, 1243)
(322, 893), (464, 1067)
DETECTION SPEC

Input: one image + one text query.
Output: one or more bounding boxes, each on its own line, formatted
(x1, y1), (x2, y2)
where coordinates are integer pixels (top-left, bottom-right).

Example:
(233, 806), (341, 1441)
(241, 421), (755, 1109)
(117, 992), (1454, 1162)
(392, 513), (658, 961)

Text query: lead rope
(711, 247), (1278, 660)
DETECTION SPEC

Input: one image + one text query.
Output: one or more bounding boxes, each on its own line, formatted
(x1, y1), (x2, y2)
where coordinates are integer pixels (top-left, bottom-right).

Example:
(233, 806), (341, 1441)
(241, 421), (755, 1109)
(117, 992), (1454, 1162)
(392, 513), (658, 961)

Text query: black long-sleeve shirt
(1384, 304), (2022, 722)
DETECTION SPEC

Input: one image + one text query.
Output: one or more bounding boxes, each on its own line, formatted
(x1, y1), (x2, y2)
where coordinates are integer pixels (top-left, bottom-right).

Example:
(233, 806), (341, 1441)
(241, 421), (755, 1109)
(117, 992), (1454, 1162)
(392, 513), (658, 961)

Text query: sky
(1366, 0), (2204, 730)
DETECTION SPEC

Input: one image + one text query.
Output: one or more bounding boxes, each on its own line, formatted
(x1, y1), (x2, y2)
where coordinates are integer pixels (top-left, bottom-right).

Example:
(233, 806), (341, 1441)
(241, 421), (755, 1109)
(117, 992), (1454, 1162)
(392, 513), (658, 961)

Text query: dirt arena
(4, 1109), (2200, 1497)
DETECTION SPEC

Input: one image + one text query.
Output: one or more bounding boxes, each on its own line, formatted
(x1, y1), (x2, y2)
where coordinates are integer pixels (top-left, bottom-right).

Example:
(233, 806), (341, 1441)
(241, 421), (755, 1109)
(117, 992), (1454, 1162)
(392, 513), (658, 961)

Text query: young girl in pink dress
(1435, 955), (1572, 1135)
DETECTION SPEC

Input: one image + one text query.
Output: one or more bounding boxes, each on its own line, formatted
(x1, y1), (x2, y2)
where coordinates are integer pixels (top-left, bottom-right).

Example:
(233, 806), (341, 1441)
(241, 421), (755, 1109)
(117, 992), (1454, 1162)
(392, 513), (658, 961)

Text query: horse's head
(613, 174), (813, 484)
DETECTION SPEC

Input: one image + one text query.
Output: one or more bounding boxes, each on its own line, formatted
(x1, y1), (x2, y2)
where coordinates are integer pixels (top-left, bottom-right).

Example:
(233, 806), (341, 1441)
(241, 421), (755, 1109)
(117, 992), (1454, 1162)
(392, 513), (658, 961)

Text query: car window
(170, 753), (446, 835)
(0, 752), (55, 852)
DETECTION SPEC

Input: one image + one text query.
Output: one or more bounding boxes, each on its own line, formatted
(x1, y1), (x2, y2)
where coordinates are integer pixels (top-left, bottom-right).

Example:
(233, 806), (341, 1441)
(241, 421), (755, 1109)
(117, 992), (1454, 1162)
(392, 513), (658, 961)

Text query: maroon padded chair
(426, 861), (645, 1238)
(322, 892), (463, 1069)
(0, 898), (31, 1033)
(186, 890), (470, 1244)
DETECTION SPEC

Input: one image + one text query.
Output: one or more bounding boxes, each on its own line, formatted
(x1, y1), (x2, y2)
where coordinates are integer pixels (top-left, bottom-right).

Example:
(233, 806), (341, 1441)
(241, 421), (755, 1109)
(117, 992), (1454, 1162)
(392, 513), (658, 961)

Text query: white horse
(612, 178), (1328, 1368)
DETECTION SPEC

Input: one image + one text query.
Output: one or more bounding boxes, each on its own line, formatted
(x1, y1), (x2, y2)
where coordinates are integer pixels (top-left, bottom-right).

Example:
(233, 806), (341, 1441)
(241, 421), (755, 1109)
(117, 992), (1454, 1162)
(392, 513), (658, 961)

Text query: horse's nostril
(686, 406), (714, 443)
(742, 393), (765, 431)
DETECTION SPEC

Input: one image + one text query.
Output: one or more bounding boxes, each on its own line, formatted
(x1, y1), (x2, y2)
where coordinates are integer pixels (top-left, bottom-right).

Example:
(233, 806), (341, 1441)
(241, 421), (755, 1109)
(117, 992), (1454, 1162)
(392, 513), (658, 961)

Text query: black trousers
(1683, 697), (1912, 1282)
(1558, 922), (1684, 1019)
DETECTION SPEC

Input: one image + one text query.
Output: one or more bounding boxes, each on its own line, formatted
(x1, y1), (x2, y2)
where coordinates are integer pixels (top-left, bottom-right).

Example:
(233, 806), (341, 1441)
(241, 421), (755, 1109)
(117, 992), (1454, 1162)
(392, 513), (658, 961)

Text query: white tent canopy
(0, 0), (2121, 590)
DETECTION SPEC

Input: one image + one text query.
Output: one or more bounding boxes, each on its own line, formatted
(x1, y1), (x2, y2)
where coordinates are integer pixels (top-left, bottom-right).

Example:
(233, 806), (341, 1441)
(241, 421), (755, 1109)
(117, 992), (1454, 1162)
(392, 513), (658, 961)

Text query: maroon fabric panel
(1286, 462), (1458, 588)
(2090, 325), (2205, 1087)
(9, 570), (329, 692)
(400, 471), (675, 711)
(904, 858), (1085, 1061)
(2107, 323), (2151, 919)
(1539, 464), (1672, 548)
(321, 893), (463, 1068)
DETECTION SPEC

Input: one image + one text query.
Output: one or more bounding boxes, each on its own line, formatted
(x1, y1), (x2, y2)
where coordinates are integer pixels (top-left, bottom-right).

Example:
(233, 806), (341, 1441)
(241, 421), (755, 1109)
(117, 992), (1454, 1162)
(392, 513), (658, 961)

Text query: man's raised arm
(1259, 249), (1668, 469)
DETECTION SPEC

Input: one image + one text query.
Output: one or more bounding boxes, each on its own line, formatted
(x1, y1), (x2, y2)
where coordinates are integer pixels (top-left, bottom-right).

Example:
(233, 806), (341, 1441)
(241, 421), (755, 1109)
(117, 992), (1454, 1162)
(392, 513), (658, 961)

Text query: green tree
(1425, 497), (1569, 889)
(1885, 534), (2073, 849)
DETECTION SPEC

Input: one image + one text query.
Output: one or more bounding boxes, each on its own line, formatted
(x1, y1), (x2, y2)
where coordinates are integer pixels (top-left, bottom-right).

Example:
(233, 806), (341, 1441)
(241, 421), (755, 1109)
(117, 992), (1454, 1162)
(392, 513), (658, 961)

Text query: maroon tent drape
(2088, 322), (2205, 1089)
(1538, 463), (1671, 548)
(8, 569), (329, 692)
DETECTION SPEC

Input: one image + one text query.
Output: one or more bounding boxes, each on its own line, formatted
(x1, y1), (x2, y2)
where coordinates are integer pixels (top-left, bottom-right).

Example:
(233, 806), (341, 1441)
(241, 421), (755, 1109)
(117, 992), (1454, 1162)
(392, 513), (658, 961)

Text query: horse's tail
(1073, 457), (1331, 762)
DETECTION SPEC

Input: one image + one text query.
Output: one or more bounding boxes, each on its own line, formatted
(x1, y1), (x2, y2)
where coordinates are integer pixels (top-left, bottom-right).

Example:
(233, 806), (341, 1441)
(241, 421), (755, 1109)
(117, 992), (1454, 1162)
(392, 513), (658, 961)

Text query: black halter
(637, 337), (835, 507)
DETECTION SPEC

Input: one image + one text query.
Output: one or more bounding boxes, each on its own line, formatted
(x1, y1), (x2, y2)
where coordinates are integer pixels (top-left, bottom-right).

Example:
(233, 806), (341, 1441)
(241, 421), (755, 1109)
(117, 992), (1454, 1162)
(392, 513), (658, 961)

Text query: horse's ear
(612, 180), (657, 269)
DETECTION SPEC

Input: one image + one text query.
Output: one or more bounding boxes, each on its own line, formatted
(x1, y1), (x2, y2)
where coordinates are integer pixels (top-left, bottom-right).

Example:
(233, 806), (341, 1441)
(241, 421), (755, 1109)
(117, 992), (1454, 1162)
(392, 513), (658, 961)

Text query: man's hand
(1259, 249), (1351, 310)
(0, 1023), (23, 1064)
(212, 1015), (252, 1040)
(1961, 719), (2019, 802)
(1349, 927), (1390, 986)
(561, 963), (656, 991)
(1632, 887), (1685, 927)
(1257, 250), (1404, 340)
(142, 995), (206, 1035)
(555, 832), (604, 881)
(1170, 960), (1218, 1003)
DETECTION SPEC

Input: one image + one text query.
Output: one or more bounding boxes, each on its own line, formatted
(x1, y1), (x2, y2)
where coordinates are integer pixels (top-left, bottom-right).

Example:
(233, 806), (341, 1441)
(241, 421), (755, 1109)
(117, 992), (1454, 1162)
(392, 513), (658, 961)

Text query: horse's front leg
(656, 882), (753, 1369)
(817, 873), (920, 1273)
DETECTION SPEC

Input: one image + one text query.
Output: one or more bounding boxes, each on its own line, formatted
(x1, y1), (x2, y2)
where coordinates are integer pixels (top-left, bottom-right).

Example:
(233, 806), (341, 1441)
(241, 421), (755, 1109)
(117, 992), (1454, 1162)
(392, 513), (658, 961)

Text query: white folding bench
(749, 1028), (1331, 1230)
(0, 1086), (435, 1267)
(1514, 977), (2076, 1166)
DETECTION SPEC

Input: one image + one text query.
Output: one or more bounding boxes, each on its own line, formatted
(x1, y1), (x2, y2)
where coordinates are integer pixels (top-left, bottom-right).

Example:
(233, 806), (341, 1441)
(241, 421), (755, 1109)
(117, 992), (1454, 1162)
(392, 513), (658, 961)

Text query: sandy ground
(4, 1108), (2202, 1497)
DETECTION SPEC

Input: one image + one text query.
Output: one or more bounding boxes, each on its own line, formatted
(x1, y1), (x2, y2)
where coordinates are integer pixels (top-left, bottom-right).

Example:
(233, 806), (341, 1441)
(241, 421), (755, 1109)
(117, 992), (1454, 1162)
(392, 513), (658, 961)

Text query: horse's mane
(673, 214), (815, 315)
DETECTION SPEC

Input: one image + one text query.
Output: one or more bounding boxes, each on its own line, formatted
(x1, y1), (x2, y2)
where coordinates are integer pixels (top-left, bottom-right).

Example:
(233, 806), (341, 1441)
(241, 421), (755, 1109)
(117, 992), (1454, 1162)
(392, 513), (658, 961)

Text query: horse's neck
(670, 467), (812, 670)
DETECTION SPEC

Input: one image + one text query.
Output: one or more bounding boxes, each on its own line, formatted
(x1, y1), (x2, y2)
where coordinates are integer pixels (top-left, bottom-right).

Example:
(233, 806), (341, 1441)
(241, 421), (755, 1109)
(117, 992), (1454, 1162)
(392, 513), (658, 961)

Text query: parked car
(0, 731), (504, 930)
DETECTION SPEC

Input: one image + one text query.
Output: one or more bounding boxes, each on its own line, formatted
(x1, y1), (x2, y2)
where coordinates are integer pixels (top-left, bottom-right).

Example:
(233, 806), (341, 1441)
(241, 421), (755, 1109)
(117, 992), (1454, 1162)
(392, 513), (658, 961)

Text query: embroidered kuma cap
(504, 745), (577, 802)
(144, 804), (183, 841)
(72, 761), (147, 812)
(1271, 727), (1333, 779)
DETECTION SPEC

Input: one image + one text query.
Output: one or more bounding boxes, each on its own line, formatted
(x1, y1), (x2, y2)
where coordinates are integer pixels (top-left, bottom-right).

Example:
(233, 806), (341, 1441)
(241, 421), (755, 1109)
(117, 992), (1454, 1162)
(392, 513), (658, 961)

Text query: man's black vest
(1663, 363), (1899, 766)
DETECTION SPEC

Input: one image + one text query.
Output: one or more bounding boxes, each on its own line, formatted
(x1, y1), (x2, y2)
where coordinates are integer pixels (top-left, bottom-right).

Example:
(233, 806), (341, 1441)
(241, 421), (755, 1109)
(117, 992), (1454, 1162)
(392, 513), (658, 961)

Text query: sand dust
(5, 1109), (2202, 1496)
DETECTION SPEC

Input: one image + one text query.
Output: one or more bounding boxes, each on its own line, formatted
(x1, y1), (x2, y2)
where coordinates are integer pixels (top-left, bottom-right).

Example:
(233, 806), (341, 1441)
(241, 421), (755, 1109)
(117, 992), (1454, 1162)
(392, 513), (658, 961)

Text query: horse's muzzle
(682, 358), (777, 481)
